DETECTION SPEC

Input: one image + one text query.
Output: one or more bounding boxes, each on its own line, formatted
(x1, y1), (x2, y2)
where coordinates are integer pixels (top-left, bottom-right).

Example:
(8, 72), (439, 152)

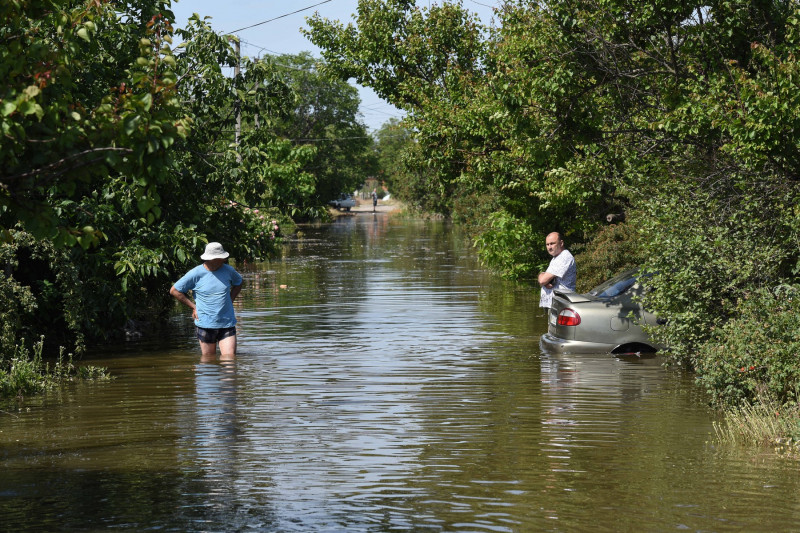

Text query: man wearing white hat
(170, 242), (243, 361)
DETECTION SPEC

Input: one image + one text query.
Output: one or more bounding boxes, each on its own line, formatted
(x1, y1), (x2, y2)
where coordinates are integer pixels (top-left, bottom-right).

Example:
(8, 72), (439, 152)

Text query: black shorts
(196, 326), (236, 344)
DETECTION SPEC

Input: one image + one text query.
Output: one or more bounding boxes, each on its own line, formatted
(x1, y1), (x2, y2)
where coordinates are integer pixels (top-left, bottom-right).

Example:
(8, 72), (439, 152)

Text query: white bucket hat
(200, 242), (229, 260)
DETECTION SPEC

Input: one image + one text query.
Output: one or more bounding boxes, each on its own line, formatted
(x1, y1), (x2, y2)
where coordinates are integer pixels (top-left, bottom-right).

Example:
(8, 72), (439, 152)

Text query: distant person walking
(170, 242), (243, 362)
(372, 189), (378, 212)
(538, 232), (576, 309)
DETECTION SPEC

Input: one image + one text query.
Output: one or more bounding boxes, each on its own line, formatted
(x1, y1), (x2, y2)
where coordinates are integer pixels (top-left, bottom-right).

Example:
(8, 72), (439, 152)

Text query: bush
(472, 209), (541, 280)
(0, 231), (113, 399)
(0, 230), (84, 358)
(635, 176), (795, 367)
(575, 222), (644, 292)
(695, 285), (800, 407)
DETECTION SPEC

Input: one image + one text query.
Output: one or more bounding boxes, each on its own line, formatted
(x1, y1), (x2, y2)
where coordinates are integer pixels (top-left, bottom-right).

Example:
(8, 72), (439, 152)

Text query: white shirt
(539, 249), (576, 308)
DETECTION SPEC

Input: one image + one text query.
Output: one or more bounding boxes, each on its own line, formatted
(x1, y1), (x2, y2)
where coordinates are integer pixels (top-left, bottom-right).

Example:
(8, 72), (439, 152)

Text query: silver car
(540, 269), (664, 354)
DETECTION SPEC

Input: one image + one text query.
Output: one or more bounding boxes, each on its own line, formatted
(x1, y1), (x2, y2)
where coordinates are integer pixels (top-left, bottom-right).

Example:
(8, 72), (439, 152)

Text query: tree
(1, 0), (186, 248)
(372, 119), (413, 198)
(269, 52), (376, 206)
(305, 0), (620, 275)
(304, 0), (486, 211)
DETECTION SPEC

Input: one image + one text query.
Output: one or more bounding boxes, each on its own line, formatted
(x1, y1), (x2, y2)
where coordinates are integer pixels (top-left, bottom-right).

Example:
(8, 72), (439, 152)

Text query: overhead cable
(227, 0), (333, 34)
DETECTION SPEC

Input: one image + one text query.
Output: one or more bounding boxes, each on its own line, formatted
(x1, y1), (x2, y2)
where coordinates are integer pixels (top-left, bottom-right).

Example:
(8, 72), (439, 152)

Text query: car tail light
(557, 308), (581, 326)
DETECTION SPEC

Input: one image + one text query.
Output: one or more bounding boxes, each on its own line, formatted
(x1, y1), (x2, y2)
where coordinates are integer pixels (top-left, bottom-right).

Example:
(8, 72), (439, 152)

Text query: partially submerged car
(329, 193), (356, 211)
(540, 269), (664, 354)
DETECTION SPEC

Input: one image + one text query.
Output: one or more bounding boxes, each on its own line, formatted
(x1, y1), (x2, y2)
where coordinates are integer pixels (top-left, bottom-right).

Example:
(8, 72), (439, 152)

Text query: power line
(361, 107), (403, 118)
(466, 0), (497, 10)
(237, 39), (284, 58)
(226, 0), (333, 34)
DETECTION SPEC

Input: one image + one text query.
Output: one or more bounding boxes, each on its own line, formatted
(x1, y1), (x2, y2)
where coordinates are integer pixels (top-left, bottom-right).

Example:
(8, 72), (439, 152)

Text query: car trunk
(546, 291), (593, 341)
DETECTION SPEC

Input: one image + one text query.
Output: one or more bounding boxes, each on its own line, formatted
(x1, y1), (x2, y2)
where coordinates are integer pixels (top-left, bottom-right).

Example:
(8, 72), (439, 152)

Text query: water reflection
(187, 361), (240, 467)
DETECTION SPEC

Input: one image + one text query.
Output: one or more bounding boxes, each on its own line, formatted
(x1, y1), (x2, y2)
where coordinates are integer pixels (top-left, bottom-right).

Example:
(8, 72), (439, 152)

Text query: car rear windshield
(589, 270), (638, 299)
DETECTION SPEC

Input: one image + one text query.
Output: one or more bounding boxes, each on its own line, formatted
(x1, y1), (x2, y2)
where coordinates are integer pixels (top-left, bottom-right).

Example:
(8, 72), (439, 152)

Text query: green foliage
(209, 200), (290, 263)
(269, 52), (376, 207)
(1, 0), (186, 246)
(576, 223), (645, 292)
(695, 285), (800, 407)
(636, 171), (797, 366)
(372, 119), (415, 200)
(472, 210), (540, 280)
(372, 119), (448, 212)
(305, 0), (485, 110)
(0, 229), (85, 355)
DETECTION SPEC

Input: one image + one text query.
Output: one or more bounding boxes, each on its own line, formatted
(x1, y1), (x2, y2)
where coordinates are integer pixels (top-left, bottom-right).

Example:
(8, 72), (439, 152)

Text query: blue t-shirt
(173, 264), (243, 328)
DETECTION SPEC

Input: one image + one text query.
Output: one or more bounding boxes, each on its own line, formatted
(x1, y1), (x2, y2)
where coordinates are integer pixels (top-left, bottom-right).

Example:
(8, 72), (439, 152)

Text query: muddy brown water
(2, 215), (800, 532)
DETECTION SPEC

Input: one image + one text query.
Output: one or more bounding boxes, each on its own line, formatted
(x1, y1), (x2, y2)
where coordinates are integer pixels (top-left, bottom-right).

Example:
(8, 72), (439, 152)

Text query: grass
(0, 337), (111, 400)
(714, 396), (800, 454)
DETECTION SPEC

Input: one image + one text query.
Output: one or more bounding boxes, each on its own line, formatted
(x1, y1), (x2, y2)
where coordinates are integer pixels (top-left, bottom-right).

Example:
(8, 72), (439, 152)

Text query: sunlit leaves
(266, 52), (374, 204)
(0, 0), (185, 246)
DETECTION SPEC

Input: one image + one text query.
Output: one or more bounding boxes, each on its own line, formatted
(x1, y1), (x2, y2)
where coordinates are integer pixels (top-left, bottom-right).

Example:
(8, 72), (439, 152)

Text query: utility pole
(254, 58), (260, 129)
(234, 38), (241, 146)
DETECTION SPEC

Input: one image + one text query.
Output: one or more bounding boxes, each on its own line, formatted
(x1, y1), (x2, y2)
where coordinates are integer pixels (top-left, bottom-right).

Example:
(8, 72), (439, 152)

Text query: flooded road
(3, 215), (800, 531)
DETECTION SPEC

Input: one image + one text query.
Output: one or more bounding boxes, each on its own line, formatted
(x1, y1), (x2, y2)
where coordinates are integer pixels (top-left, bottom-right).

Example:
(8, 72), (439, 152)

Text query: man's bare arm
(538, 272), (555, 287)
(170, 286), (198, 320)
(230, 283), (242, 302)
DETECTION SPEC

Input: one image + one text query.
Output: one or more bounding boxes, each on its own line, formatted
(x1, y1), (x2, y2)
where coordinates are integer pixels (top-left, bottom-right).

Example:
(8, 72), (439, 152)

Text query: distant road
(349, 198), (401, 213)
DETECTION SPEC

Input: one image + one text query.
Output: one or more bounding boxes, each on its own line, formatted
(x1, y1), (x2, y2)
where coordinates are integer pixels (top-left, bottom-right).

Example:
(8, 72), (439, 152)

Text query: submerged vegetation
(0, 337), (110, 401)
(714, 396), (800, 452)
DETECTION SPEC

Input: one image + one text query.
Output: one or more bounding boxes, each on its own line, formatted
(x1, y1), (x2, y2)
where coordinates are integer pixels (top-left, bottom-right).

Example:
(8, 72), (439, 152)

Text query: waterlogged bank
(2, 215), (800, 531)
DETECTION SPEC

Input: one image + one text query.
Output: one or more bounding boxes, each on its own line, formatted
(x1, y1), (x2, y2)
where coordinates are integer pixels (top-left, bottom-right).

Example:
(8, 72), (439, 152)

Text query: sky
(169, 0), (500, 132)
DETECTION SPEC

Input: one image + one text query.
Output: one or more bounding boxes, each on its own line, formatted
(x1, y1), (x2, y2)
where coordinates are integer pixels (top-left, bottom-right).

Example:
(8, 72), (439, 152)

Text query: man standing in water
(538, 232), (576, 309)
(170, 242), (243, 362)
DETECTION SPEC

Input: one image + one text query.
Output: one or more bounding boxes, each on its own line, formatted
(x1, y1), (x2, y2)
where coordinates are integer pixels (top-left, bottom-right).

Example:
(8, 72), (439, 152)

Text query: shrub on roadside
(694, 285), (800, 408)
(472, 209), (541, 280)
(575, 222), (645, 293)
(0, 230), (84, 358)
(635, 177), (793, 368)
(0, 232), (113, 400)
(212, 202), (288, 262)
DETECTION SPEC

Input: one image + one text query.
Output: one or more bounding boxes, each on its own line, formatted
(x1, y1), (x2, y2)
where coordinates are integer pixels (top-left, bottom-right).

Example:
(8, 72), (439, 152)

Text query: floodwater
(2, 214), (800, 532)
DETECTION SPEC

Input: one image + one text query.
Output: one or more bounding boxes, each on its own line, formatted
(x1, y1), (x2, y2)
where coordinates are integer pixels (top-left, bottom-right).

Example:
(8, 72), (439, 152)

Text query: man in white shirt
(538, 232), (577, 308)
